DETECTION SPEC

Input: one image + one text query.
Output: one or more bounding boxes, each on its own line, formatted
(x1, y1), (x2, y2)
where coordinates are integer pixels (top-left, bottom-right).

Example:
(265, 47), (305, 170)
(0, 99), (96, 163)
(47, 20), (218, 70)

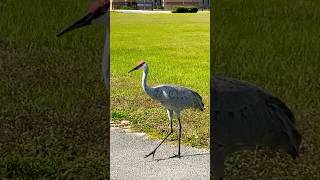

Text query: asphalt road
(110, 127), (210, 180)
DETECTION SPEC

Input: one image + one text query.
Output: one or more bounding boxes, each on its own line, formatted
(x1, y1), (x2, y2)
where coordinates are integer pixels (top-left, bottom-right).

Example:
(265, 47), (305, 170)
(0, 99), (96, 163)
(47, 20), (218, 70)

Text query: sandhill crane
(128, 61), (204, 158)
(56, 0), (112, 159)
(211, 75), (302, 180)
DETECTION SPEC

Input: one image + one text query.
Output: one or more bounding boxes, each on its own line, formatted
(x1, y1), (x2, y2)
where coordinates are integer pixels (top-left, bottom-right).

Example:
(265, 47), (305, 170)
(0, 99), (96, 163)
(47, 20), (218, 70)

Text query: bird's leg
(144, 110), (174, 159)
(178, 117), (182, 158)
(170, 114), (182, 159)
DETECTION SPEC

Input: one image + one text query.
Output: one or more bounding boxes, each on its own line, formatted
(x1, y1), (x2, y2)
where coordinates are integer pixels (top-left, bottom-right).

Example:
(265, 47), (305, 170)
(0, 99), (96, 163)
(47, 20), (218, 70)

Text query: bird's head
(128, 61), (147, 73)
(57, 0), (109, 37)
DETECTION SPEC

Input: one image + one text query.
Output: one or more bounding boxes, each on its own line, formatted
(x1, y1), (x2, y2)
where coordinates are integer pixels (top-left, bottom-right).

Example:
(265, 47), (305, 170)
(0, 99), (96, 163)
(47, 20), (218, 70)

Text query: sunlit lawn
(110, 12), (210, 148)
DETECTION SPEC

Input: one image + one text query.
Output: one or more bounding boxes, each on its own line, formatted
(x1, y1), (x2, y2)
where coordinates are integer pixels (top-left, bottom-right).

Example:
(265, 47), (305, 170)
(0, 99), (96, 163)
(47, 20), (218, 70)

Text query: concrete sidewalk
(110, 127), (210, 180)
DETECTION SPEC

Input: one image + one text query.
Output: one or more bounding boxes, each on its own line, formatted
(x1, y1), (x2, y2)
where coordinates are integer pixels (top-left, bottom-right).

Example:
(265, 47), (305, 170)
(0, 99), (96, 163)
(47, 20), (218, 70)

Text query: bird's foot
(169, 154), (181, 159)
(144, 150), (156, 159)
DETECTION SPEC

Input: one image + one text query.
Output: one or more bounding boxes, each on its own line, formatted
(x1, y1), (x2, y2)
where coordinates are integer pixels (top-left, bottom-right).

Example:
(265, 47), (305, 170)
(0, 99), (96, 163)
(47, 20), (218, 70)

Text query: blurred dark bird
(211, 75), (301, 180)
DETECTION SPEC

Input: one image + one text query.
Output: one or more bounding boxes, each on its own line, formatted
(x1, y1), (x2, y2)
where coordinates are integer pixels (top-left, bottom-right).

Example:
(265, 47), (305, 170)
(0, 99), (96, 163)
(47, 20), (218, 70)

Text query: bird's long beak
(128, 65), (140, 73)
(128, 61), (145, 73)
(57, 13), (96, 37)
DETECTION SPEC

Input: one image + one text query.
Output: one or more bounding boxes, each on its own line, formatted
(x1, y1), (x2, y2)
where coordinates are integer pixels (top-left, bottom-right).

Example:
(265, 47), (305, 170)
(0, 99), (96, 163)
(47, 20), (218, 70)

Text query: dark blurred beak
(128, 65), (140, 73)
(57, 13), (95, 37)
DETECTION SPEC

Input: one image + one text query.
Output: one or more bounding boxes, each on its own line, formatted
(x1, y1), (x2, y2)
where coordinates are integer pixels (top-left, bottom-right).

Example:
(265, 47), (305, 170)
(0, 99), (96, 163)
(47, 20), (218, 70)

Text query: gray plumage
(129, 61), (204, 158)
(211, 75), (301, 179)
(148, 84), (204, 112)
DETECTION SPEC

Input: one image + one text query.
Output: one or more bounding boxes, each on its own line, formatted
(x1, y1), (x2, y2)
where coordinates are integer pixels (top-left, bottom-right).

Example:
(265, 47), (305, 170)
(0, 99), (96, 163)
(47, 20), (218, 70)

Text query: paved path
(110, 127), (210, 180)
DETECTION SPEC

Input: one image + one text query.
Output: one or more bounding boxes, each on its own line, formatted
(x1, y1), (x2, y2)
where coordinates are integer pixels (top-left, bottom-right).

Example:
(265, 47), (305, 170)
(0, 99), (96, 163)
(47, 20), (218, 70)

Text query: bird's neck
(102, 10), (110, 92)
(142, 65), (151, 94)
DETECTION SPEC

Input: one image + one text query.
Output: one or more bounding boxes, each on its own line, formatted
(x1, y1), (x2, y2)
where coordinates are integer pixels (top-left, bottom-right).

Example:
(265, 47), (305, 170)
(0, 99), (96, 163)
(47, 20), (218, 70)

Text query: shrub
(172, 7), (198, 13)
(154, 6), (164, 10)
(172, 7), (187, 13)
(188, 7), (198, 13)
(119, 6), (137, 10)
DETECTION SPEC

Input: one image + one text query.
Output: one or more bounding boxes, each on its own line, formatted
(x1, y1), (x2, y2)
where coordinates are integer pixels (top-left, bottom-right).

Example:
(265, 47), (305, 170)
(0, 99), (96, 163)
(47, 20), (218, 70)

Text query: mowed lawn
(110, 12), (210, 148)
(0, 0), (108, 178)
(212, 0), (320, 179)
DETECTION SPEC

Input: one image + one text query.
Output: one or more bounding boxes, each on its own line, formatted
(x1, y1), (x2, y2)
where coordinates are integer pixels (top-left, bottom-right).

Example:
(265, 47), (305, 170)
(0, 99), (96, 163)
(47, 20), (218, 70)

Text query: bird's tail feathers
(287, 126), (302, 159)
(269, 97), (295, 123)
(191, 91), (204, 111)
(269, 97), (301, 159)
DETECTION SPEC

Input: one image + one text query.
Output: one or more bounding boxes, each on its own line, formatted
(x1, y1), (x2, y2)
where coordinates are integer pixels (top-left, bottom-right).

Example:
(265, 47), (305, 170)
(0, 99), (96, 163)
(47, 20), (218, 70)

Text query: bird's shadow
(147, 152), (209, 162)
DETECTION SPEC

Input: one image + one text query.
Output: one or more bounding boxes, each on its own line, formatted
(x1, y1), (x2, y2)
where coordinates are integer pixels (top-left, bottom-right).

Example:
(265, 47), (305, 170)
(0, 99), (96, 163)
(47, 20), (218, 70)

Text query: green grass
(110, 12), (210, 148)
(212, 0), (320, 179)
(0, 0), (108, 178)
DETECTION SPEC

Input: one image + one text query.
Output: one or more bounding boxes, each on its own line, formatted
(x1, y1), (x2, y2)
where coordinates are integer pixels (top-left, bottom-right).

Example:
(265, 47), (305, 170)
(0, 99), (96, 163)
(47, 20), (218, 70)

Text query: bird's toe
(144, 151), (156, 159)
(169, 154), (182, 159)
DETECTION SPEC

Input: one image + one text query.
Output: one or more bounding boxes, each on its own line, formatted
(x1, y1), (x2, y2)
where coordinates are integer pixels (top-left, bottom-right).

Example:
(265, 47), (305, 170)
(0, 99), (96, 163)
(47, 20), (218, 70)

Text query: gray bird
(128, 61), (205, 158)
(211, 75), (302, 180)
